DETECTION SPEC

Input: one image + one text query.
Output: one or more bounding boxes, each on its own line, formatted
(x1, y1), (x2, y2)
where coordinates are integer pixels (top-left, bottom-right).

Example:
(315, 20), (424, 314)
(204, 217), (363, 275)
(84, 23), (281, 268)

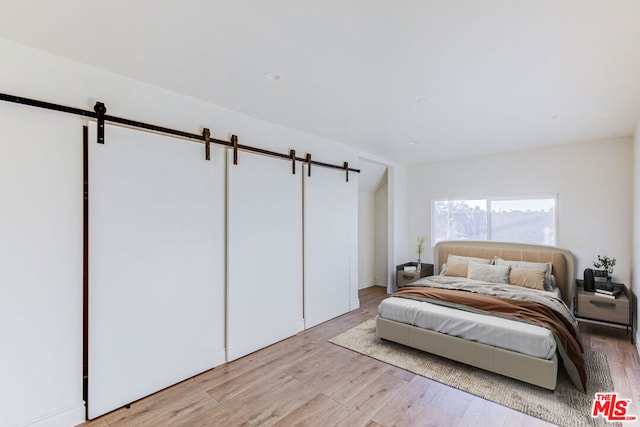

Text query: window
(432, 197), (557, 246)
(432, 200), (487, 242)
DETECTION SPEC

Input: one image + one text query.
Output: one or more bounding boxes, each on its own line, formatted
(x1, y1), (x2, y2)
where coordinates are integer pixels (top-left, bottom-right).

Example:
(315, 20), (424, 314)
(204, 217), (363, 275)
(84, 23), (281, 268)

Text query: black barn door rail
(0, 92), (360, 179)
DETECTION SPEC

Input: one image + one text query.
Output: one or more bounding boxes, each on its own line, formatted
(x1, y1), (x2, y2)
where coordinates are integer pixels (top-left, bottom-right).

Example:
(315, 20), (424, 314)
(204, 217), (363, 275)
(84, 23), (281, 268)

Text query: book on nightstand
(595, 288), (621, 299)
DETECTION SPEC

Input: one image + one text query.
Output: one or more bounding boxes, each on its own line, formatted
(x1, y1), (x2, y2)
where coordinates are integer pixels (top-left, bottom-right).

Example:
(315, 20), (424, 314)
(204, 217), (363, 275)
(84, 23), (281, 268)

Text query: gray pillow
(467, 262), (511, 284)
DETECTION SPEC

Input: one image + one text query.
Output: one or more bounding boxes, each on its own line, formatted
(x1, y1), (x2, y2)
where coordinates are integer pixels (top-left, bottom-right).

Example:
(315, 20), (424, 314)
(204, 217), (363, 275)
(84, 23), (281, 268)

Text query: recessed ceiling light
(264, 72), (281, 81)
(408, 140), (417, 145)
(551, 115), (559, 119)
(416, 97), (432, 105)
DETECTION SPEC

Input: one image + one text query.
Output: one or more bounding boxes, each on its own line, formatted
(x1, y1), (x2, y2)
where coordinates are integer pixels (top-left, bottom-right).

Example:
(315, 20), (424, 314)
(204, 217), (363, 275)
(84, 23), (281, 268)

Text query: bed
(376, 240), (585, 391)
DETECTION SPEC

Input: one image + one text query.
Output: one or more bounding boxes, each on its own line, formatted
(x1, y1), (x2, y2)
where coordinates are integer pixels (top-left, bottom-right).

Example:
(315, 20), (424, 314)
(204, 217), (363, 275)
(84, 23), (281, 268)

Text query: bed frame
(376, 240), (575, 390)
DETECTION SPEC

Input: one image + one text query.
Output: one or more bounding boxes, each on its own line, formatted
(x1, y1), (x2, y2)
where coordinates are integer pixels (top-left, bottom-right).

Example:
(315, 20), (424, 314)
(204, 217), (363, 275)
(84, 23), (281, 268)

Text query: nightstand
(575, 279), (633, 342)
(396, 262), (434, 287)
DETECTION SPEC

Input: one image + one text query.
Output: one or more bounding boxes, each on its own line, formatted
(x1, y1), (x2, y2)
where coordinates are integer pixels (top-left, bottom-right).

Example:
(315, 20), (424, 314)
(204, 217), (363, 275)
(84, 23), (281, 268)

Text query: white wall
(0, 106), (84, 427)
(633, 121), (639, 348)
(358, 191), (375, 288)
(407, 138), (634, 288)
(389, 165), (409, 292)
(374, 179), (389, 286)
(0, 38), (398, 426)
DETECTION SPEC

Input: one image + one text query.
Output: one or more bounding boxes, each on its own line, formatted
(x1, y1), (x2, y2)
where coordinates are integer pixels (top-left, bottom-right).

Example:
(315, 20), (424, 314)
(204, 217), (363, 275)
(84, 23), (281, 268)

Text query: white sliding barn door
(304, 165), (357, 328)
(227, 152), (304, 360)
(88, 124), (225, 419)
(0, 105), (83, 427)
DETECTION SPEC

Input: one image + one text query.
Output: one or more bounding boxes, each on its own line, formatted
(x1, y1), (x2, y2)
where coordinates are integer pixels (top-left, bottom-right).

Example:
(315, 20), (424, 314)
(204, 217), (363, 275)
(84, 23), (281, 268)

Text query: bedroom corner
(357, 158), (389, 291)
(357, 156), (409, 295)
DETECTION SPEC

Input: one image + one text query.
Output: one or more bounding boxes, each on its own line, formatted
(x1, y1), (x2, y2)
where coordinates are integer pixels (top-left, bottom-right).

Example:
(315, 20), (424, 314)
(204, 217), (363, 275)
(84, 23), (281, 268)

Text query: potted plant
(416, 235), (427, 272)
(593, 254), (616, 291)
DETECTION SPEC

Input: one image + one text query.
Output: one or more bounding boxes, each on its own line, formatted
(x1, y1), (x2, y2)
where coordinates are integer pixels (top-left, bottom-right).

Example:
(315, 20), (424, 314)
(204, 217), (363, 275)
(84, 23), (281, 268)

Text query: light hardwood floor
(79, 286), (640, 427)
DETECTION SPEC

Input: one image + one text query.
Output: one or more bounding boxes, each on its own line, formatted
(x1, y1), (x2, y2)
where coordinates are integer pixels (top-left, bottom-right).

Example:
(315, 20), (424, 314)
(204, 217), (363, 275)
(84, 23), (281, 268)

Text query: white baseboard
(374, 279), (388, 287)
(358, 282), (387, 290)
(351, 294), (360, 310)
(24, 402), (85, 427)
(358, 277), (375, 289)
(212, 348), (227, 367)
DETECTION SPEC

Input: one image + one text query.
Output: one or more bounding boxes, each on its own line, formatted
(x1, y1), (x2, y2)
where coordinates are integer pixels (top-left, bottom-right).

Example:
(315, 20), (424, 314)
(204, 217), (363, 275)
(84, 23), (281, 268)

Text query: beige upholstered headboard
(434, 240), (575, 307)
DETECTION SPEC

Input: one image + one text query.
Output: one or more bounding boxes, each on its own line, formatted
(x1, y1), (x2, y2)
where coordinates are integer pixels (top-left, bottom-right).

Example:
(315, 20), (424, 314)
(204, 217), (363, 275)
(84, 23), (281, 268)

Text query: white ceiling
(1, 1), (639, 164)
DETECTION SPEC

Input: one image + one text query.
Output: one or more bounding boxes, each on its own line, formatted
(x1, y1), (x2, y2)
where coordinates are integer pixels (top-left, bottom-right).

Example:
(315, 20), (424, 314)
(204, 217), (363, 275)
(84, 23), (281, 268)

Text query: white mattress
(378, 294), (557, 359)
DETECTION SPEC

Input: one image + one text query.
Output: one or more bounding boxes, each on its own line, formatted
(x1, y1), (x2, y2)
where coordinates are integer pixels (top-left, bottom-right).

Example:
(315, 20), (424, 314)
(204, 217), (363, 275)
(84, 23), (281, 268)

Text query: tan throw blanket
(393, 285), (587, 392)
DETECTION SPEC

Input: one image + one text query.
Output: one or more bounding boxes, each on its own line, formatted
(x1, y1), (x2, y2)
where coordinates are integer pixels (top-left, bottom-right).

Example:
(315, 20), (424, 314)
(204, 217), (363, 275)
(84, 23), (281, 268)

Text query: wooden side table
(396, 262), (434, 287)
(575, 279), (633, 342)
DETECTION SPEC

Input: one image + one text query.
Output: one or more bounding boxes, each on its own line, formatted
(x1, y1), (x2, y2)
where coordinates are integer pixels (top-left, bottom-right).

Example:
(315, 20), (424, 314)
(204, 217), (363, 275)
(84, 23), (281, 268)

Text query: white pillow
(467, 262), (511, 284)
(439, 263), (448, 275)
(494, 258), (554, 290)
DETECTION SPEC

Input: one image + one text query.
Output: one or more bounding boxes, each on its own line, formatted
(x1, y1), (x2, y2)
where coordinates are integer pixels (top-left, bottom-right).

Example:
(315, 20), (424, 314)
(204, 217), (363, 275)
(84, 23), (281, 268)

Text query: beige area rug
(329, 318), (618, 427)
